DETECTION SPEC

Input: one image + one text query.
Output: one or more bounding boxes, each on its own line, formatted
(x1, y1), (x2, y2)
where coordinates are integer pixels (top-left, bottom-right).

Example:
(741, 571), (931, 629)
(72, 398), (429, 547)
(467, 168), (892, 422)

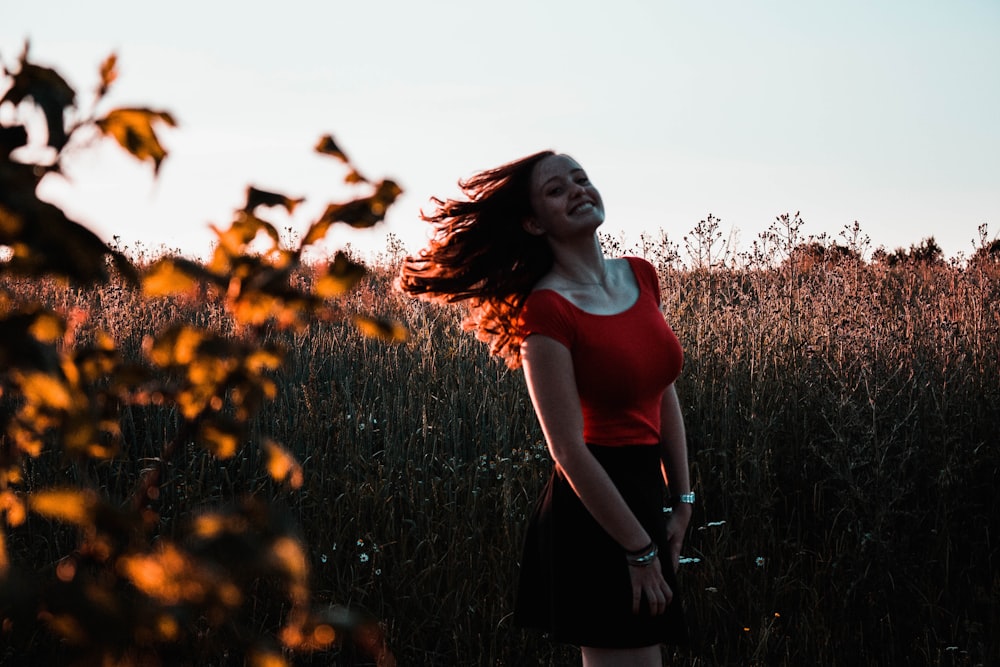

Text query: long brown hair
(397, 150), (556, 368)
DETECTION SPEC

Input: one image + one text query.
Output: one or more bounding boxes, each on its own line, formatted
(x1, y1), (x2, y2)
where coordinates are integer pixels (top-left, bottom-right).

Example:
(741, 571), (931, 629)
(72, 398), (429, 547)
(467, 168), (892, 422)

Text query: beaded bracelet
(625, 542), (658, 567)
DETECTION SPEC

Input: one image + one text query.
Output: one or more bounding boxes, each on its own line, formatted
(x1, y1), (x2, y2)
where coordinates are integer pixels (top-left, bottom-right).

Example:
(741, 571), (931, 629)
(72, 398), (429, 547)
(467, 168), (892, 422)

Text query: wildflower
(755, 556), (765, 567)
(698, 520), (726, 530)
(359, 553), (370, 563)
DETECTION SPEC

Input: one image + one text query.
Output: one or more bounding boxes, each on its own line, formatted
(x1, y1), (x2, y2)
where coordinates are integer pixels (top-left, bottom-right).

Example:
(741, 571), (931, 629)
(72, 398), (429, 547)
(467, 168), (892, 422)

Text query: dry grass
(5, 222), (999, 666)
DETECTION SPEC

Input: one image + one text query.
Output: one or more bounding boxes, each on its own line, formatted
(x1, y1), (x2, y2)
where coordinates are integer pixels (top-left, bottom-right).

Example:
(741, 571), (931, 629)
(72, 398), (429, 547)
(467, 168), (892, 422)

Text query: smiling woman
(522, 155), (606, 245)
(397, 151), (693, 666)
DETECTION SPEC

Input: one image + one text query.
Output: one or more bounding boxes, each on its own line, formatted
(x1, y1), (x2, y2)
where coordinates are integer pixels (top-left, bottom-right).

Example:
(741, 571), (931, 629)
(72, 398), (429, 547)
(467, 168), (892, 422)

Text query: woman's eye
(547, 188), (563, 196)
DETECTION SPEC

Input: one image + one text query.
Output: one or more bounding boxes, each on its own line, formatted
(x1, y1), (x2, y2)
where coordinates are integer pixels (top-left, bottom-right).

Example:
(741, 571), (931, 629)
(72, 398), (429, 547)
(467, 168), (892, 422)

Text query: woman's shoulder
(622, 256), (659, 287)
(520, 288), (576, 345)
(622, 255), (655, 274)
(523, 286), (572, 311)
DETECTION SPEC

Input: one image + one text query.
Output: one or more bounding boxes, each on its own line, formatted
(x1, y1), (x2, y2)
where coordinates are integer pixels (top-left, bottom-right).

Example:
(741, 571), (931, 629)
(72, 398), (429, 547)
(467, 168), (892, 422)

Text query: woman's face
(525, 154), (605, 239)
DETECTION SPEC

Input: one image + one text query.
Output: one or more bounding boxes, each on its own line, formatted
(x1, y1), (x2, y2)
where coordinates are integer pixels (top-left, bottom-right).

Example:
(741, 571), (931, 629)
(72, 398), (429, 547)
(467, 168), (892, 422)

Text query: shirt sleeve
(628, 256), (661, 305)
(519, 290), (576, 349)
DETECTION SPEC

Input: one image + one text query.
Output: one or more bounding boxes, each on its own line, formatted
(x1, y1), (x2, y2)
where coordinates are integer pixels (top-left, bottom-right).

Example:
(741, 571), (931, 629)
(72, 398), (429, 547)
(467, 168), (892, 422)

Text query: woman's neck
(548, 235), (607, 286)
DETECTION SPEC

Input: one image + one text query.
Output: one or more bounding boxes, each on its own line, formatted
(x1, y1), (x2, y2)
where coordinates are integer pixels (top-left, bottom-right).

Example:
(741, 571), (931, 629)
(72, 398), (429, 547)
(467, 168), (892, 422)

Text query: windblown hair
(397, 150), (556, 368)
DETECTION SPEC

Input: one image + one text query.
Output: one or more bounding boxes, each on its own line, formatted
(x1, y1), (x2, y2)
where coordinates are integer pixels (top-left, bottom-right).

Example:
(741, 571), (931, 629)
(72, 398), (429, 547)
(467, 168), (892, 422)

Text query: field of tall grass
(4, 218), (999, 666)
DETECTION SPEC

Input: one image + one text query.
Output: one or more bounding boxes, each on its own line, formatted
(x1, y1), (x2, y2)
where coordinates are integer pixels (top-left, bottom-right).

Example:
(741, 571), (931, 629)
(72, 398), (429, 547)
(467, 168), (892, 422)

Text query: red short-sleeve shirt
(519, 257), (684, 446)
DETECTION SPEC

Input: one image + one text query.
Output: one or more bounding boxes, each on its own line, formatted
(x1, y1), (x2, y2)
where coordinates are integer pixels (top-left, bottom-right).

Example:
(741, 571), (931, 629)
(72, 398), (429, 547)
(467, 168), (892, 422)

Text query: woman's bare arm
(659, 383), (692, 570)
(521, 333), (673, 614)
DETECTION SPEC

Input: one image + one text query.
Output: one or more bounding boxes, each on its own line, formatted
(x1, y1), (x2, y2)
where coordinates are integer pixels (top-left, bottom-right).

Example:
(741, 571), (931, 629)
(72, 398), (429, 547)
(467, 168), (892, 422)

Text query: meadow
(4, 217), (998, 666)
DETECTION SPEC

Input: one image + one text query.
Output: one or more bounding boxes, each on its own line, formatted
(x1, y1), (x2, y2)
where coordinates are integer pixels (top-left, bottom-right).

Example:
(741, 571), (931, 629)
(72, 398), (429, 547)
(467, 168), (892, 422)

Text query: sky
(3, 0), (999, 264)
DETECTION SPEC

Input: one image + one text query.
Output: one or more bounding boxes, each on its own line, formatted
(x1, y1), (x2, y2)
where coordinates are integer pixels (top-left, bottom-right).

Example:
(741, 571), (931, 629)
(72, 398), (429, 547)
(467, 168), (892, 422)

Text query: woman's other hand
(628, 556), (673, 615)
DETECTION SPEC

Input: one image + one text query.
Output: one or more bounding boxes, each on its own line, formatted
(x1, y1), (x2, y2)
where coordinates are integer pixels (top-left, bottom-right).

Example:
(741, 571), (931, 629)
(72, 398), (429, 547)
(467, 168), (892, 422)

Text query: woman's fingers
(637, 582), (673, 615)
(662, 580), (674, 607)
(630, 565), (674, 615)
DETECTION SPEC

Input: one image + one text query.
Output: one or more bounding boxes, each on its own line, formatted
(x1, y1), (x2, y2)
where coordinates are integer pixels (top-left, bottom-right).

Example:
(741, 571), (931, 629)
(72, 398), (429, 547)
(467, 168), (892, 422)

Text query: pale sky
(3, 0), (999, 263)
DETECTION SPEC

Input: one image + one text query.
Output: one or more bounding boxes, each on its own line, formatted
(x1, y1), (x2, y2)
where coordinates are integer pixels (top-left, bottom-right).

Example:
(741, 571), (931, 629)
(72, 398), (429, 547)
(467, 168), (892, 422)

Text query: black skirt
(513, 444), (689, 649)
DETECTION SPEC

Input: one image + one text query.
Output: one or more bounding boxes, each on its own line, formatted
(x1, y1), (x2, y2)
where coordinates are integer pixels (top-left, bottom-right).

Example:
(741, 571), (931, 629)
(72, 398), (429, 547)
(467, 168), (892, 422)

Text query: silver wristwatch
(674, 492), (696, 505)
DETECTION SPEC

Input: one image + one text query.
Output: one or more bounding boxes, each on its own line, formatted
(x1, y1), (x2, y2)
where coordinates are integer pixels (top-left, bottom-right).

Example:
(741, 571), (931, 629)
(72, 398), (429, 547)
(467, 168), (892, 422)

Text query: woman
(398, 151), (692, 665)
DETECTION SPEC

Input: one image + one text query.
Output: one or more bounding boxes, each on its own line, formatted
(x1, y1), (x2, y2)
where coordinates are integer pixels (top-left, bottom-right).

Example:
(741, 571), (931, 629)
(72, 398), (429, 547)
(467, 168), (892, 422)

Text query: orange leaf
(29, 488), (98, 526)
(27, 311), (65, 344)
(212, 213), (281, 255)
(1, 47), (76, 149)
(96, 107), (176, 173)
(1, 467), (23, 486)
(300, 218), (333, 249)
(344, 169), (367, 185)
(142, 258), (199, 297)
(244, 347), (284, 374)
(353, 316), (408, 343)
(314, 134), (348, 162)
(270, 536), (308, 583)
(147, 325), (206, 367)
(317, 180), (403, 230)
(117, 542), (235, 606)
(198, 421), (242, 459)
(0, 490), (26, 527)
(1, 196), (129, 284)
(263, 440), (303, 489)
(249, 649), (289, 667)
(244, 186), (304, 215)
(231, 291), (281, 327)
(17, 370), (72, 410)
(315, 252), (367, 298)
(97, 52), (118, 98)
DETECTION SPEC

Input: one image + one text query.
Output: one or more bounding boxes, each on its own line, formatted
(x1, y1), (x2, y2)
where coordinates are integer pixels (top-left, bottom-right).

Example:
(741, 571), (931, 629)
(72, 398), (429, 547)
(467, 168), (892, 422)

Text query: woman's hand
(628, 556), (673, 615)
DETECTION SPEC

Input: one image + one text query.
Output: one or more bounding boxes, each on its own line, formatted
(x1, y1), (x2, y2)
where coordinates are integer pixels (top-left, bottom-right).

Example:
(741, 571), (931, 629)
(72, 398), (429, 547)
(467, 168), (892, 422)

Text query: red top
(519, 257), (684, 447)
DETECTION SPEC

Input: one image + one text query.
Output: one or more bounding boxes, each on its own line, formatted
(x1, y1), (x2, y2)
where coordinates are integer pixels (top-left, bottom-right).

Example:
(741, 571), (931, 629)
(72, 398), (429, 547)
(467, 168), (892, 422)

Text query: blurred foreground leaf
(0, 197), (137, 285)
(244, 186), (304, 215)
(142, 257), (220, 297)
(1, 47), (405, 666)
(96, 107), (176, 173)
(96, 52), (117, 98)
(0, 44), (75, 149)
(263, 440), (304, 490)
(353, 315), (408, 342)
(28, 488), (98, 527)
(316, 179), (402, 230)
(315, 251), (367, 297)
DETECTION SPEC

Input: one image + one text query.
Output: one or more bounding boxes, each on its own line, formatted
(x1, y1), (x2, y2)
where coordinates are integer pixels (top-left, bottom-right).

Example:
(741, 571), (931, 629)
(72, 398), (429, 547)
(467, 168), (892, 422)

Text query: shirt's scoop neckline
(533, 258), (643, 317)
